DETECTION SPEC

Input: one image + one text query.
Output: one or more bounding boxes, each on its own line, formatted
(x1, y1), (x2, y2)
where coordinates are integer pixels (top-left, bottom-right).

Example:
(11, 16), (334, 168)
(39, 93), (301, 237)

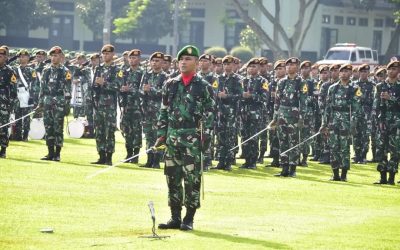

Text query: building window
(224, 22), (246, 49)
(322, 15), (330, 24)
(374, 19), (383, 27)
(372, 30), (382, 54)
(50, 2), (75, 11)
(180, 21), (204, 50)
(359, 18), (368, 27)
(347, 17), (356, 26)
(386, 18), (395, 27)
(334, 16), (343, 25)
(320, 27), (338, 57)
(390, 30), (399, 55)
(188, 8), (205, 18)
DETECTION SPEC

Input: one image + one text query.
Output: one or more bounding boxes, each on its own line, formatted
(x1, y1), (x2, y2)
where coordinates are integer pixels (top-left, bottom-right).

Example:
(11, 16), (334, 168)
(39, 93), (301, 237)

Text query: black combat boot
(275, 164), (289, 177)
(211, 160), (225, 170)
(158, 206), (181, 229)
(300, 155), (308, 167)
(387, 172), (396, 185)
(53, 146), (61, 161)
(152, 152), (161, 169)
(0, 147), (6, 158)
(132, 148), (140, 164)
(143, 152), (154, 168)
(266, 157), (280, 167)
(319, 152), (330, 164)
(125, 147), (133, 163)
(340, 169), (348, 182)
(41, 146), (55, 161)
(311, 150), (320, 161)
(105, 152), (113, 166)
(180, 207), (196, 231)
(91, 150), (106, 164)
(330, 168), (341, 181)
(239, 160), (249, 169)
(289, 165), (297, 177)
(374, 171), (387, 184)
(257, 149), (266, 164)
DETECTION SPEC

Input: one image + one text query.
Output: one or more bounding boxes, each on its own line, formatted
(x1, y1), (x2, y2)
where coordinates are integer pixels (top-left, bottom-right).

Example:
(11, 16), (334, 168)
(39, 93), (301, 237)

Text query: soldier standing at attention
(352, 64), (374, 164)
(39, 46), (72, 161)
(240, 58), (269, 169)
(373, 61), (400, 185)
(120, 49), (143, 164)
(162, 54), (172, 75)
(257, 57), (270, 164)
(269, 57), (305, 177)
(140, 52), (167, 168)
(212, 55), (243, 171)
(0, 47), (17, 158)
(90, 44), (122, 166)
(320, 64), (361, 181)
(156, 45), (214, 231)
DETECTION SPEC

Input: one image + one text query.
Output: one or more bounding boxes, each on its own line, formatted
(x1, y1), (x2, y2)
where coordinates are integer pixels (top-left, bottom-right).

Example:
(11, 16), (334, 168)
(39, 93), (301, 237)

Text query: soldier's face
(129, 55), (140, 67)
(286, 63), (298, 75)
(18, 55), (29, 64)
(259, 64), (267, 74)
(51, 53), (62, 65)
(162, 61), (171, 71)
(91, 58), (100, 66)
(215, 64), (223, 74)
(301, 66), (311, 77)
(223, 62), (233, 73)
(359, 70), (369, 80)
(330, 69), (339, 79)
(320, 71), (329, 81)
(339, 69), (351, 80)
(275, 67), (286, 78)
(102, 52), (114, 63)
(376, 74), (385, 82)
(387, 67), (399, 79)
(178, 55), (198, 74)
(0, 54), (6, 66)
(247, 64), (258, 76)
(151, 58), (163, 71)
(36, 54), (45, 63)
(199, 59), (210, 71)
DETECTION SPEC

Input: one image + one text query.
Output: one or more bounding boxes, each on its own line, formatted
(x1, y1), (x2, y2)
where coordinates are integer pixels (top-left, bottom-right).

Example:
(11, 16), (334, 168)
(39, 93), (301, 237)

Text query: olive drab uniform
(373, 62), (400, 185)
(140, 68), (167, 168)
(0, 63), (17, 158)
(318, 79), (335, 164)
(214, 72), (243, 171)
(39, 63), (72, 161)
(266, 76), (280, 167)
(91, 62), (122, 165)
(299, 76), (315, 166)
(120, 65), (143, 163)
(240, 74), (269, 169)
(13, 64), (38, 141)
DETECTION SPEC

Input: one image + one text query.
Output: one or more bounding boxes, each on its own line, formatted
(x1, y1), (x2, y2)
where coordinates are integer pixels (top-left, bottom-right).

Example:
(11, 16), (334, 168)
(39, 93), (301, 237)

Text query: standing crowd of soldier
(0, 43), (399, 185)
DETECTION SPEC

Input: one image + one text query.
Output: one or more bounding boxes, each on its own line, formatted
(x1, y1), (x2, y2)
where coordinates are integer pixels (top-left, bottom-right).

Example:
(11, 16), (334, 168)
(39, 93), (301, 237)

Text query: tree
(230, 46), (254, 62)
(0, 0), (54, 31)
(384, 0), (400, 62)
(76, 0), (130, 40)
(240, 26), (262, 53)
(204, 47), (228, 58)
(232, 0), (320, 59)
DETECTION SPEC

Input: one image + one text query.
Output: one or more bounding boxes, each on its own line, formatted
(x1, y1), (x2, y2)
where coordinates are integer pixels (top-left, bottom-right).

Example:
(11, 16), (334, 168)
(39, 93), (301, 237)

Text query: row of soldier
(0, 44), (399, 185)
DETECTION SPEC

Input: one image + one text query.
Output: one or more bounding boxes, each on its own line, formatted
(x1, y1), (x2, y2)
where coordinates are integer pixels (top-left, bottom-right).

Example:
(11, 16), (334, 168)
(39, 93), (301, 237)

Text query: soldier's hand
(268, 120), (277, 130)
(243, 92), (252, 99)
(120, 85), (130, 92)
(73, 79), (80, 85)
(319, 125), (328, 135)
(95, 77), (105, 86)
(153, 136), (166, 151)
(298, 118), (304, 129)
(380, 91), (390, 100)
(143, 84), (151, 92)
(218, 91), (227, 99)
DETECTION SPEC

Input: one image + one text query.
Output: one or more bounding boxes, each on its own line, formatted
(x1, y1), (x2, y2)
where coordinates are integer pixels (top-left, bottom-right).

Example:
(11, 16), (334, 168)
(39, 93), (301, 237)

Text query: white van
(317, 43), (379, 69)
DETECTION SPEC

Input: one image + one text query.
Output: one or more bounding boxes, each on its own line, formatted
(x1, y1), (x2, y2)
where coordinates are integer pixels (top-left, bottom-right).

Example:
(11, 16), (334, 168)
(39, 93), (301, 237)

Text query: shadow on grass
(192, 230), (291, 249)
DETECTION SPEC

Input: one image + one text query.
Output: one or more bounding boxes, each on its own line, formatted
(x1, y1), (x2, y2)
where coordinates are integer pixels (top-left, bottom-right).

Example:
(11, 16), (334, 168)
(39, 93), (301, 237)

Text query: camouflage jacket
(39, 64), (72, 106)
(120, 66), (143, 110)
(354, 79), (375, 113)
(139, 70), (167, 114)
(0, 64), (17, 110)
(241, 75), (269, 119)
(373, 80), (400, 124)
(13, 65), (39, 107)
(92, 63), (122, 108)
(216, 72), (243, 116)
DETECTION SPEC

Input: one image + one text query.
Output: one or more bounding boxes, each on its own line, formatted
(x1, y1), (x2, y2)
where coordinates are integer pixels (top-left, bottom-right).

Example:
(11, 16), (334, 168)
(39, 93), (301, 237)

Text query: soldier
(214, 58), (223, 76)
(373, 61), (400, 185)
(240, 58), (269, 169)
(39, 46), (72, 161)
(120, 51), (130, 71)
(212, 55), (243, 171)
(90, 44), (122, 165)
(140, 52), (167, 168)
(13, 49), (38, 141)
(320, 64), (361, 181)
(318, 64), (340, 164)
(156, 45), (215, 231)
(0, 47), (17, 158)
(265, 60), (286, 168)
(85, 53), (101, 138)
(162, 54), (172, 74)
(269, 57), (307, 177)
(257, 57), (270, 164)
(298, 61), (316, 167)
(352, 64), (374, 164)
(71, 53), (90, 118)
(120, 49), (143, 164)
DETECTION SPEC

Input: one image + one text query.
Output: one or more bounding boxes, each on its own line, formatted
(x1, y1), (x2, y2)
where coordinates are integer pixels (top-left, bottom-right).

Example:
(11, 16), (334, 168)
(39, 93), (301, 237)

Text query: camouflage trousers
(353, 113), (371, 158)
(43, 103), (65, 147)
(375, 113), (400, 173)
(0, 109), (11, 148)
(164, 146), (202, 209)
(300, 116), (313, 157)
(259, 112), (269, 153)
(94, 106), (116, 153)
(269, 129), (280, 158)
(14, 107), (31, 140)
(276, 109), (299, 167)
(120, 108), (142, 149)
(85, 101), (95, 129)
(241, 117), (260, 163)
(216, 117), (237, 164)
(73, 106), (85, 118)
(142, 112), (158, 149)
(328, 113), (351, 170)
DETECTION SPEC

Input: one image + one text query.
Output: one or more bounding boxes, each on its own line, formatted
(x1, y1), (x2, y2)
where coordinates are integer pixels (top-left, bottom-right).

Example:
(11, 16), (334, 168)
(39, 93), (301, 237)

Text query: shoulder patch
(32, 71), (37, 78)
(355, 87), (362, 97)
(262, 82), (269, 91)
(302, 83), (308, 93)
(212, 80), (218, 89)
(118, 70), (123, 78)
(11, 74), (17, 84)
(66, 71), (71, 80)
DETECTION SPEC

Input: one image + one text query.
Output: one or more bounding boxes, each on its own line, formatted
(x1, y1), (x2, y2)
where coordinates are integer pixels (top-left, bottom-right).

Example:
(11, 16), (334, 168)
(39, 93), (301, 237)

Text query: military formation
(0, 45), (399, 188)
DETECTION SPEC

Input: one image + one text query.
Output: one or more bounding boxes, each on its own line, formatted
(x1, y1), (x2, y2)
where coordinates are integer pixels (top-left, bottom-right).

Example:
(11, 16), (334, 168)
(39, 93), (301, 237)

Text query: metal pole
(172, 0), (180, 56)
(103, 0), (112, 45)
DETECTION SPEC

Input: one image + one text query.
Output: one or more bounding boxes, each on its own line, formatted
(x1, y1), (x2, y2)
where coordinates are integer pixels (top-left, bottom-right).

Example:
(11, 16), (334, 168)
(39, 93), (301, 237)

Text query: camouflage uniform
(0, 62), (17, 157)
(322, 66), (361, 181)
(140, 68), (167, 167)
(318, 79), (335, 163)
(39, 63), (72, 160)
(92, 62), (122, 164)
(120, 65), (143, 162)
(258, 68), (271, 164)
(373, 62), (400, 184)
(214, 72), (243, 170)
(71, 65), (91, 118)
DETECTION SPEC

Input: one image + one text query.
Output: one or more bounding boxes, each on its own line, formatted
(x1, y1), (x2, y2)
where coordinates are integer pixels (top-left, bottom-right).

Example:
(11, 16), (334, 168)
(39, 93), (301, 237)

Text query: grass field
(1, 129), (400, 250)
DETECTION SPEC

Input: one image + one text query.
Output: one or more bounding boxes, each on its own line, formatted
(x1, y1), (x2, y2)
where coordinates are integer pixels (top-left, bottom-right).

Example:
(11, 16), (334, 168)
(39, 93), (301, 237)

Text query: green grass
(1, 130), (400, 250)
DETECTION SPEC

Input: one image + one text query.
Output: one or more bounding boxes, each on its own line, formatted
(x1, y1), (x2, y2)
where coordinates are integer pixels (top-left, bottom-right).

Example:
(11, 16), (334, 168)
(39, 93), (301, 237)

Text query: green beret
(177, 45), (199, 60)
